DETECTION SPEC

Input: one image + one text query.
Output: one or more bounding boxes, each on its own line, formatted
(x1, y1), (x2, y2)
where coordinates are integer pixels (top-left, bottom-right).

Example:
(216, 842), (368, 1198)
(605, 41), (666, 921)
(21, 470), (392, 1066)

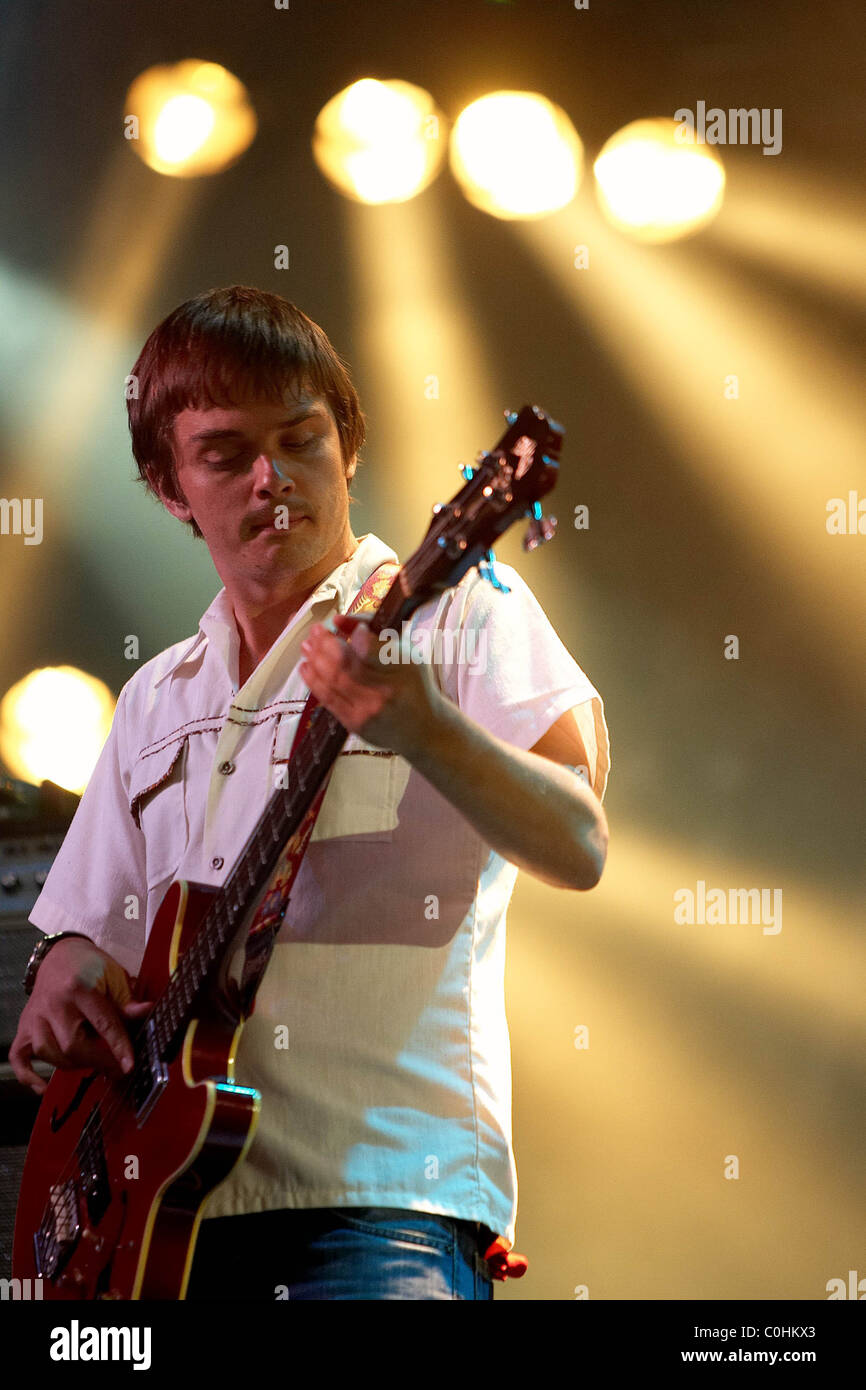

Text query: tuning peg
(504, 409), (518, 425)
(478, 548), (511, 593)
(459, 463), (475, 480)
(523, 502), (557, 552)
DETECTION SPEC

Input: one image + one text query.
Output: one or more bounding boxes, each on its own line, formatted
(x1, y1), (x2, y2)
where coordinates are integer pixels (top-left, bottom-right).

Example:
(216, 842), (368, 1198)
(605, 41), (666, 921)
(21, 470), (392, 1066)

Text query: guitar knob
(504, 409), (518, 425)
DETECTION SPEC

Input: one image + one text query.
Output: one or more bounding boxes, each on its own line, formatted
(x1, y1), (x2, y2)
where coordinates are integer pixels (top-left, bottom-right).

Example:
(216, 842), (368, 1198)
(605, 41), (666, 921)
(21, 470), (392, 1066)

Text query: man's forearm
(402, 692), (608, 891)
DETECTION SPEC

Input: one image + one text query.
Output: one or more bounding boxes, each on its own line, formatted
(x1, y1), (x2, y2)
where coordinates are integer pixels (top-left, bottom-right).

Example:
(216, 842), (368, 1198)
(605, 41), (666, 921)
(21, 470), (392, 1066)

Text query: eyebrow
(188, 405), (327, 445)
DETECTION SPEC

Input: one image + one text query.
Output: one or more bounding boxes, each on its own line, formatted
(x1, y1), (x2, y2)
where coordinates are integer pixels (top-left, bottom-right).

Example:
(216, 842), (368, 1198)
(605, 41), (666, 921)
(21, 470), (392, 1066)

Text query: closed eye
(204, 438), (315, 467)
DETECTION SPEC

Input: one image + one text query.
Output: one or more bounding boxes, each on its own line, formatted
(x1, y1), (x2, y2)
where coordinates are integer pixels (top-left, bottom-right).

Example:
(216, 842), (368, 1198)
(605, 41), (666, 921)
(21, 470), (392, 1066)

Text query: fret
(185, 943), (202, 989)
(221, 902), (236, 942)
(211, 908), (228, 950)
(213, 897), (230, 944)
(180, 956), (196, 997)
(187, 944), (204, 988)
(311, 727), (329, 761)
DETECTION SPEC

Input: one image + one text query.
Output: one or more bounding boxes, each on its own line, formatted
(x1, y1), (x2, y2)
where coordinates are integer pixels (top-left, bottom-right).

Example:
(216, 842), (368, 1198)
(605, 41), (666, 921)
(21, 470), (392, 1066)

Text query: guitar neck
(149, 579), (416, 1055)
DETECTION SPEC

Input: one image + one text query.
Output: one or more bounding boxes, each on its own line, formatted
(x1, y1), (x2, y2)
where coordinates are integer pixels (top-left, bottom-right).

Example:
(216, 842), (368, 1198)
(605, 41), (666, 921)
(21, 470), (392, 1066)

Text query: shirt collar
(153, 532), (398, 690)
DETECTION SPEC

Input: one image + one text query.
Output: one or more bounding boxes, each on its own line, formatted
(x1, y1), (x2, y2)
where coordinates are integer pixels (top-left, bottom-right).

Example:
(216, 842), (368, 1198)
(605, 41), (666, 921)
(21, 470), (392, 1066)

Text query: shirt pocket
(312, 737), (410, 843)
(271, 713), (410, 842)
(128, 735), (190, 886)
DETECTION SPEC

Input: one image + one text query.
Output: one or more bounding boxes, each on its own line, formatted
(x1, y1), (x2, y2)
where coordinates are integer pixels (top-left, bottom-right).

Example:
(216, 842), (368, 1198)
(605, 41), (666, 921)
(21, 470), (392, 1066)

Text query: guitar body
(13, 880), (260, 1300)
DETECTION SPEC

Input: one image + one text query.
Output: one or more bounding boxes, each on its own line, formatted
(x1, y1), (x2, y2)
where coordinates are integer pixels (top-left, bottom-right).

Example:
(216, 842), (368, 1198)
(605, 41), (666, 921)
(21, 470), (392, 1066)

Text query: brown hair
(127, 285), (366, 538)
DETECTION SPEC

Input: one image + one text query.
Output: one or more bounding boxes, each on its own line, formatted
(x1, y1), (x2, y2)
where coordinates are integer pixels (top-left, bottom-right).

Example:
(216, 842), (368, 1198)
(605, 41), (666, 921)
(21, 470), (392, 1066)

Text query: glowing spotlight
(124, 60), (257, 177)
(0, 667), (116, 794)
(153, 95), (216, 165)
(313, 78), (447, 204)
(593, 118), (725, 242)
(449, 91), (582, 220)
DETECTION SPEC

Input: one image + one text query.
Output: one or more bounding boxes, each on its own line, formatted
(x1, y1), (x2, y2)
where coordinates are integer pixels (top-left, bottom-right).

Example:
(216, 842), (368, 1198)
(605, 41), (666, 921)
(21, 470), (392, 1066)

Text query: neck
(230, 529), (359, 686)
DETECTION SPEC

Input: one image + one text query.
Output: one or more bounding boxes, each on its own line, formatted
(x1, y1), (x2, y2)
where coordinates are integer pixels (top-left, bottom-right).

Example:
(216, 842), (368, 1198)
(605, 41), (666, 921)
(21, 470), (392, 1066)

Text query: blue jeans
(185, 1206), (496, 1301)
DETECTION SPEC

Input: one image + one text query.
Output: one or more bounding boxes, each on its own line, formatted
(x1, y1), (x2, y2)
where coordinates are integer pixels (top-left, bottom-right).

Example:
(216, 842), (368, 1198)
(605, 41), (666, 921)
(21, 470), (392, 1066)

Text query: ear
(145, 465), (194, 525)
(344, 452), (358, 484)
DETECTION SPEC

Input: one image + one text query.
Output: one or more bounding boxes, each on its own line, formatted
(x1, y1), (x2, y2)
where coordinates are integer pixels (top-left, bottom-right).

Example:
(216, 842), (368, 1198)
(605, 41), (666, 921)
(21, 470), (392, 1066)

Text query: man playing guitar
(10, 285), (610, 1300)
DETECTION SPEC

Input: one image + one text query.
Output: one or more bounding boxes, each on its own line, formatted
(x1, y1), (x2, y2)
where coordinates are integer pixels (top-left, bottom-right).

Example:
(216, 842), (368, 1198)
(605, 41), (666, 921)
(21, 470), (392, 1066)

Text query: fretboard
(149, 701), (348, 1055)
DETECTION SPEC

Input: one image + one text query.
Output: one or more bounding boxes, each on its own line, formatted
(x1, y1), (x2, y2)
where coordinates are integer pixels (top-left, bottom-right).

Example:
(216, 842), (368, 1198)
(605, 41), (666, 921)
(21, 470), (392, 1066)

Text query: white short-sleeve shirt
(28, 532), (609, 1247)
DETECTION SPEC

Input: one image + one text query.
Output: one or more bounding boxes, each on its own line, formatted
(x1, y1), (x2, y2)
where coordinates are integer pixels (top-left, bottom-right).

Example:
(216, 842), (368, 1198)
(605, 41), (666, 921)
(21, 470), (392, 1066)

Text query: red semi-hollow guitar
(13, 405), (562, 1299)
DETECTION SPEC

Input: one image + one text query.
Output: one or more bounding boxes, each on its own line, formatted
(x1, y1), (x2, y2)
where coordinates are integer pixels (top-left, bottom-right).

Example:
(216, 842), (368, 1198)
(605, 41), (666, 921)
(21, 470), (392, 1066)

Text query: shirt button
(218, 760), (235, 775)
(211, 856), (224, 870)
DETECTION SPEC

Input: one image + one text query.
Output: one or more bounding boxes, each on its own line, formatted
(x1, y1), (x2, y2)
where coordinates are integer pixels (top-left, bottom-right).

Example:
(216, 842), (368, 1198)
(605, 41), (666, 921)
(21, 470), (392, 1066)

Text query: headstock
(373, 404), (563, 630)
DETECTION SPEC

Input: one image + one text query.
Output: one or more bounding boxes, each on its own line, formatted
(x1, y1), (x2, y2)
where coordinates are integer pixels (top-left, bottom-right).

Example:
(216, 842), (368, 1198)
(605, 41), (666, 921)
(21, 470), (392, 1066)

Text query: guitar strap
(234, 560), (402, 1016)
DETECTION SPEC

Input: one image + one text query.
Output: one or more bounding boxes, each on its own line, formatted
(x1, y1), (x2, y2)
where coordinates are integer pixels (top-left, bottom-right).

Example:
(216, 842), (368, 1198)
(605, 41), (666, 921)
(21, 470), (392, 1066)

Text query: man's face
(162, 385), (357, 588)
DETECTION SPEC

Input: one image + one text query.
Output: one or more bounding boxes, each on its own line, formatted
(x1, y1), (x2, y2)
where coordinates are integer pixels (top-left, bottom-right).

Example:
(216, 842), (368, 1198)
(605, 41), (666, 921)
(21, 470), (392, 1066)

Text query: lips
(251, 514), (308, 533)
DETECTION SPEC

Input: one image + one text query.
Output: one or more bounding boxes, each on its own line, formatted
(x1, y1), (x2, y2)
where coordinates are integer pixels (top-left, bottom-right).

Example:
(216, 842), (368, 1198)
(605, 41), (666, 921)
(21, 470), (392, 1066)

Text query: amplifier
(0, 1062), (49, 1280)
(0, 832), (67, 1058)
(0, 777), (77, 1059)
(0, 779), (78, 1280)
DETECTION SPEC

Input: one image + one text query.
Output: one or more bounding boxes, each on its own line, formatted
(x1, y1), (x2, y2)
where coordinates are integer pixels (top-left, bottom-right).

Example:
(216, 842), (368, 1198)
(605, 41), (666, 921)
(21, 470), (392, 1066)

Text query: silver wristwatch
(23, 931), (90, 996)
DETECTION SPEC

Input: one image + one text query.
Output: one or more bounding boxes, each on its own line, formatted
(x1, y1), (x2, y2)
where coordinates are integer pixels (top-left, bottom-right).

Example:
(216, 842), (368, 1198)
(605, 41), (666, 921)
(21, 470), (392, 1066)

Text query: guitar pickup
(133, 1017), (169, 1124)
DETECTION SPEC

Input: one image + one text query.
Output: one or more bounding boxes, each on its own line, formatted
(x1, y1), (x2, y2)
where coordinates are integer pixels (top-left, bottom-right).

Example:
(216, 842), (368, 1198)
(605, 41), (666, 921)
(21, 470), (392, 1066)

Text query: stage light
(124, 60), (257, 177)
(0, 667), (116, 795)
(313, 78), (447, 204)
(593, 118), (725, 242)
(449, 91), (582, 219)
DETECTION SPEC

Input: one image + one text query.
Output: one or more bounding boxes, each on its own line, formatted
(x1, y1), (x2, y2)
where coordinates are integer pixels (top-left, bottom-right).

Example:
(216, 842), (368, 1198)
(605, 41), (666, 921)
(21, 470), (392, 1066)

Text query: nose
(252, 454), (295, 495)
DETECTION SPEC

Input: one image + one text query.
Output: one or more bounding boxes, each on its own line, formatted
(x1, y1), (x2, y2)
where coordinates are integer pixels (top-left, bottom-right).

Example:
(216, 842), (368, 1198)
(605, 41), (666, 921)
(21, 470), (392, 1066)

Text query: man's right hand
(9, 936), (153, 1095)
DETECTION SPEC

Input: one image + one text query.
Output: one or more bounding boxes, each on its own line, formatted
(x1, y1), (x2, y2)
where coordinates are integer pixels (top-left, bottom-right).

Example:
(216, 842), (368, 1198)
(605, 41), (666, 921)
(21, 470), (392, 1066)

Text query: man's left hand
(298, 613), (442, 758)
